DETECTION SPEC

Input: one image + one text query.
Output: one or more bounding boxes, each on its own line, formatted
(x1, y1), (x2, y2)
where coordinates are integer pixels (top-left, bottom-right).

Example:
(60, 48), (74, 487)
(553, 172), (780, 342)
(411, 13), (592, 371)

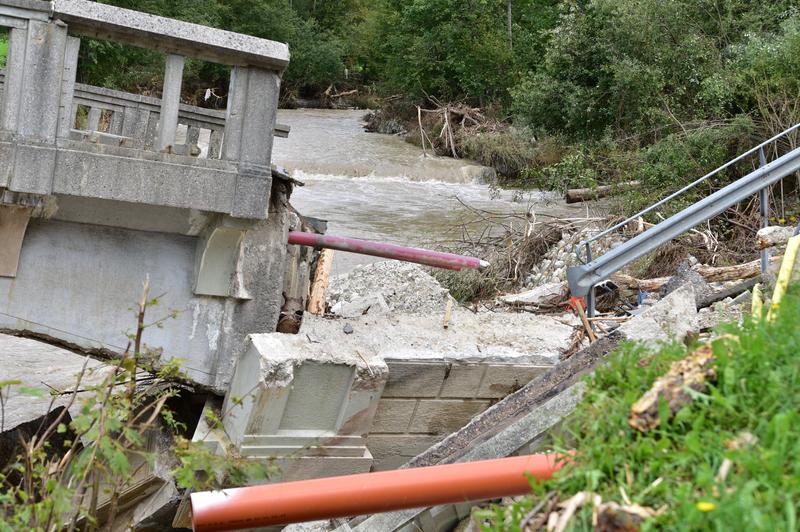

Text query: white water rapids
(272, 109), (584, 273)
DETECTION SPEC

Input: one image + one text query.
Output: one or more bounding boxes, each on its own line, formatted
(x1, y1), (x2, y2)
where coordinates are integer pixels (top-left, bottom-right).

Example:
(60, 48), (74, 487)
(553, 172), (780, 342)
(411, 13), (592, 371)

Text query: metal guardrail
(567, 123), (800, 313)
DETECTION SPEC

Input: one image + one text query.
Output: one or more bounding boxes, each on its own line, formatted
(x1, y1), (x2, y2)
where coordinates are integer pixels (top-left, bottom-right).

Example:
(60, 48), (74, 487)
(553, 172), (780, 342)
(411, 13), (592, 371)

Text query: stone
(343, 322), (354, 334)
(660, 260), (713, 302)
(756, 225), (795, 250)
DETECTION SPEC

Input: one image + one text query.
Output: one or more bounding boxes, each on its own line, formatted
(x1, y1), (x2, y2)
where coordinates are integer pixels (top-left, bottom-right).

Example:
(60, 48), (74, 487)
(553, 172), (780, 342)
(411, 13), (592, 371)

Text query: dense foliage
(76, 0), (800, 204)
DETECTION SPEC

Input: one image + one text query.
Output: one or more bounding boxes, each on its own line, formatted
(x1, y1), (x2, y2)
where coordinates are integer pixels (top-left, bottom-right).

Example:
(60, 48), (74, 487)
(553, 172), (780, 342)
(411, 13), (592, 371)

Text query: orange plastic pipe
(191, 454), (566, 531)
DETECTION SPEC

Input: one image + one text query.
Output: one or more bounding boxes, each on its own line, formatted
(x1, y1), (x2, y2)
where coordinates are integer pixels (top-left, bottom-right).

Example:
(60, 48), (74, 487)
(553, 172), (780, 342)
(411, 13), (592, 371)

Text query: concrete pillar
(121, 107), (150, 146)
(221, 334), (387, 481)
(86, 107), (101, 132)
(56, 36), (81, 138)
(155, 53), (184, 152)
(222, 66), (281, 219)
(0, 20), (68, 195)
(0, 26), (27, 133)
(208, 128), (223, 159)
(185, 125), (200, 149)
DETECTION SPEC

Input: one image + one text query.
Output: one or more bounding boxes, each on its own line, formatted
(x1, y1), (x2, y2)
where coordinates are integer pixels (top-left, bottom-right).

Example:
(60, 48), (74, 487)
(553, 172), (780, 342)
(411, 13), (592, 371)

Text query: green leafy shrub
(483, 289), (800, 530)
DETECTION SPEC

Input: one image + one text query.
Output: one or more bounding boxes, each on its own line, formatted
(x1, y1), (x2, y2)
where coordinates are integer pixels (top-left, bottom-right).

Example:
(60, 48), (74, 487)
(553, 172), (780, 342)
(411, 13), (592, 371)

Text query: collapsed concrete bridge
(0, 2), (593, 529)
(0, 0), (292, 392)
(1, 3), (770, 530)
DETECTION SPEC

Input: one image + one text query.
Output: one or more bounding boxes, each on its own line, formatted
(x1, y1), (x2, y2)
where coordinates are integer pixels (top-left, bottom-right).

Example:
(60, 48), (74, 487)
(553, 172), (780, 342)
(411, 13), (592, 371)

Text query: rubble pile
(328, 261), (451, 316)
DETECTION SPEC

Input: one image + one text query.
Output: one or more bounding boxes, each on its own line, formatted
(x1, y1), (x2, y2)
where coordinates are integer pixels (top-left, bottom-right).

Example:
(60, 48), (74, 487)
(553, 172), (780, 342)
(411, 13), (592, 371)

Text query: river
(271, 109), (582, 273)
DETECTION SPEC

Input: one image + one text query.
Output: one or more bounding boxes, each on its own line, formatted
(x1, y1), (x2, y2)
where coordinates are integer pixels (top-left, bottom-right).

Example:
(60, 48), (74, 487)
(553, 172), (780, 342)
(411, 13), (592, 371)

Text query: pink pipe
(288, 231), (489, 271)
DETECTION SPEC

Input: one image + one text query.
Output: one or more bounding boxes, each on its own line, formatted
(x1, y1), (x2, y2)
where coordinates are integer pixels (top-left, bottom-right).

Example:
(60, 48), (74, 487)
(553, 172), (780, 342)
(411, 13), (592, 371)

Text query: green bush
(483, 289), (800, 530)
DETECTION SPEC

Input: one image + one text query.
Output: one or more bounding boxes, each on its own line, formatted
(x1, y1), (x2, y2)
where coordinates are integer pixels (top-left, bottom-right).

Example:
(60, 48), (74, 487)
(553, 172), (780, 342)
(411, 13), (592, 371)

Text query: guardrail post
(585, 243), (596, 319)
(759, 147), (770, 274)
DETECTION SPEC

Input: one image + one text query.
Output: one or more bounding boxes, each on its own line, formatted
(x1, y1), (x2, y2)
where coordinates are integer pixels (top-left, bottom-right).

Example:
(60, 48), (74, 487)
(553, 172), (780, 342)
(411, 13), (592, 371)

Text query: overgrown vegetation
(480, 289), (800, 530)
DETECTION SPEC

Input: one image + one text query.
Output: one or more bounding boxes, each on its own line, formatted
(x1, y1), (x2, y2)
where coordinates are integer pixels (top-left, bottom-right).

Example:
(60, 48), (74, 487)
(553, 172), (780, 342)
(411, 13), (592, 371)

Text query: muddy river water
(272, 109), (582, 273)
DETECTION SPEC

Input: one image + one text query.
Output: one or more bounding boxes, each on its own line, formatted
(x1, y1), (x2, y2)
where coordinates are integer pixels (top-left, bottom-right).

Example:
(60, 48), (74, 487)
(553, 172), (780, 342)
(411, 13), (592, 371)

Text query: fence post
(759, 147), (770, 274)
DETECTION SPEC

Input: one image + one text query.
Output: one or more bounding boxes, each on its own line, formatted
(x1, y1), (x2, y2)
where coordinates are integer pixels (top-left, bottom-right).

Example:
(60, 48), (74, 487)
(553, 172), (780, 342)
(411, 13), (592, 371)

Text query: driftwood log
(307, 248), (334, 315)
(756, 225), (796, 250)
(612, 257), (777, 292)
(565, 181), (639, 204)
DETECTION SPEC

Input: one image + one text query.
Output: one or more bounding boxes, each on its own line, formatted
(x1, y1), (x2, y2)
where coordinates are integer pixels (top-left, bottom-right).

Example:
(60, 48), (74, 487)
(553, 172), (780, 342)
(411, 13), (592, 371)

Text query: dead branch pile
(432, 200), (607, 301)
(416, 95), (502, 159)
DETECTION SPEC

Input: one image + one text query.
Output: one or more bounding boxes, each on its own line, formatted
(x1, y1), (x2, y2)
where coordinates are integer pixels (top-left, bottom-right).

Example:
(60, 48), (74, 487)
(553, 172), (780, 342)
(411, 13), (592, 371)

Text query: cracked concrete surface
(0, 333), (111, 432)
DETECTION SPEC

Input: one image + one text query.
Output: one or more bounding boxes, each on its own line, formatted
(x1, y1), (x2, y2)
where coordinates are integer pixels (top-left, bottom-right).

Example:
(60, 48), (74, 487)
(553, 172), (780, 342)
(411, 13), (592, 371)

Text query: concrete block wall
(367, 360), (551, 470)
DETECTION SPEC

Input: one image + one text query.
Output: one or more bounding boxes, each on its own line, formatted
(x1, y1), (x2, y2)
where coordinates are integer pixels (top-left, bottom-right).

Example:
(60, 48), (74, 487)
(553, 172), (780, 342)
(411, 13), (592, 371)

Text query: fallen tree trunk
(756, 225), (796, 250)
(612, 257), (778, 292)
(565, 181), (639, 204)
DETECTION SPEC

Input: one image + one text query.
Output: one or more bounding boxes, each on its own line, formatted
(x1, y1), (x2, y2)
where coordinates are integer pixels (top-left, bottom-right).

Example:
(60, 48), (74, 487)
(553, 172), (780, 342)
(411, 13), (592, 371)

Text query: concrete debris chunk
(659, 260), (713, 302)
(331, 293), (390, 318)
(498, 281), (567, 307)
(620, 284), (698, 344)
(756, 225), (795, 250)
(696, 298), (744, 331)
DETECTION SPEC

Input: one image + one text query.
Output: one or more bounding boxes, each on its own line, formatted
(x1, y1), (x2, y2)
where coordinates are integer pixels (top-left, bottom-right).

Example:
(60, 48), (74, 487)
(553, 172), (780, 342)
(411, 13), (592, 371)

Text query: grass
(482, 289), (800, 531)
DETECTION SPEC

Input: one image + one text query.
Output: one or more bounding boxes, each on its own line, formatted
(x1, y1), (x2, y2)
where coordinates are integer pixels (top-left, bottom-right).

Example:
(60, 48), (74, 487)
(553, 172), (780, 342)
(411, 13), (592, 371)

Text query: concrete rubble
(205, 261), (584, 480)
(620, 284), (699, 344)
(328, 261), (451, 315)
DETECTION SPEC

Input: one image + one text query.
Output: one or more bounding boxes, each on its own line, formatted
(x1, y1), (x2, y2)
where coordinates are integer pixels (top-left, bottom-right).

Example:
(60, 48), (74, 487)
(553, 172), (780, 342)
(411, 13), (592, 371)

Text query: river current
(272, 109), (581, 273)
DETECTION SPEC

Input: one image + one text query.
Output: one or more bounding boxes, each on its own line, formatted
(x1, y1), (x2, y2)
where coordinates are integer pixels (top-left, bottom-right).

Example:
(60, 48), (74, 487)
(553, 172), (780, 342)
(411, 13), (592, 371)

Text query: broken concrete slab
(0, 333), (111, 432)
(221, 333), (388, 480)
(300, 310), (579, 367)
(621, 284), (698, 344)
